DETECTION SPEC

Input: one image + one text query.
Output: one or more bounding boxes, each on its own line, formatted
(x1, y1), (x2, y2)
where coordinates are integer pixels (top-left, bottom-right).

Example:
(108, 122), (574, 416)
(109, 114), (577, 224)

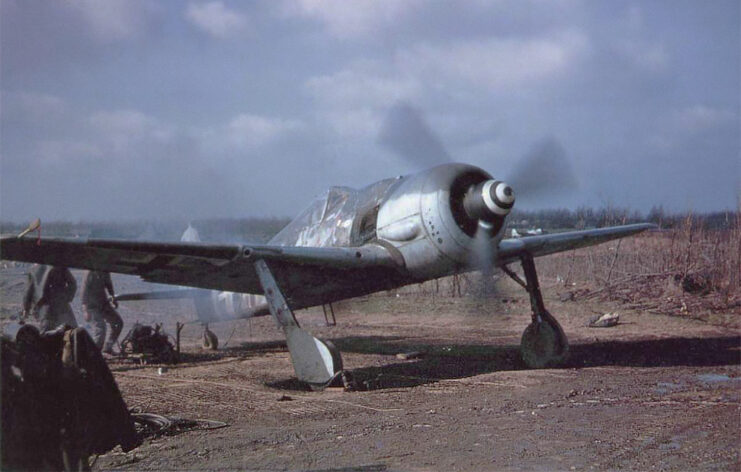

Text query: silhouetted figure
(81, 271), (122, 354)
(22, 264), (48, 318)
(23, 265), (78, 331)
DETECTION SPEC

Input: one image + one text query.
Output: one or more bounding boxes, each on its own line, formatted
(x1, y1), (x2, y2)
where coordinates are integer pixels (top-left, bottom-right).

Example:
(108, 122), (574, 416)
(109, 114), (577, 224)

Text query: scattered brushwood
(131, 412), (227, 439)
(120, 323), (177, 364)
(549, 212), (740, 323)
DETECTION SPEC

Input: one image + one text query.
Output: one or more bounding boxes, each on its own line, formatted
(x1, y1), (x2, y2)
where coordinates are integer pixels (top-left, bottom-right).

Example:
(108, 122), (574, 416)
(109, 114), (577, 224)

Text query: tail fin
(181, 224), (201, 243)
(180, 224), (218, 322)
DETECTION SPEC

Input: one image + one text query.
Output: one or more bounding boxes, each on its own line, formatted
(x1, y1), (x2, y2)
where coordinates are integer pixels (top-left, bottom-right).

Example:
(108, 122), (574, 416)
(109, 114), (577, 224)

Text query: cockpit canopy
(269, 177), (401, 248)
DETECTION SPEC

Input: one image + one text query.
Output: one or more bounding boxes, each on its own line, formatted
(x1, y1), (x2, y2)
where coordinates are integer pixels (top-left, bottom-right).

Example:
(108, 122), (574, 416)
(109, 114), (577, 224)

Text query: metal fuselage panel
(272, 163), (506, 308)
(181, 226), (268, 322)
(194, 290), (268, 323)
(206, 163), (505, 315)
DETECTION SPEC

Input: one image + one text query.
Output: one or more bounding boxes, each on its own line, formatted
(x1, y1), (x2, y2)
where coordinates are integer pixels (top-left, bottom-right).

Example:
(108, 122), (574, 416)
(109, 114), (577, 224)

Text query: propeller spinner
(463, 180), (515, 223)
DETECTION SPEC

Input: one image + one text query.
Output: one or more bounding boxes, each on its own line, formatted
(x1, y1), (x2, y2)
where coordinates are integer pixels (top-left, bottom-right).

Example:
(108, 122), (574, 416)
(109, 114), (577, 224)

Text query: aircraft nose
(463, 179), (516, 223)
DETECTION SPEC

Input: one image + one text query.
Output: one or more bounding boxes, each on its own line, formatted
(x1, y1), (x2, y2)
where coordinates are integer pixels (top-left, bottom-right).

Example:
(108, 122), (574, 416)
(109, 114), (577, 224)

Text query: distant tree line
(0, 217), (292, 242)
(508, 206), (738, 231)
(0, 206), (737, 240)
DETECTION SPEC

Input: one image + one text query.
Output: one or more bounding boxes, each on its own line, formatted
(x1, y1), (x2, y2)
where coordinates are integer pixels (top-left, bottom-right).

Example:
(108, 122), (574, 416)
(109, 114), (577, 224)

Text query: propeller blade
(378, 101), (451, 167)
(507, 137), (578, 201)
(469, 222), (499, 298)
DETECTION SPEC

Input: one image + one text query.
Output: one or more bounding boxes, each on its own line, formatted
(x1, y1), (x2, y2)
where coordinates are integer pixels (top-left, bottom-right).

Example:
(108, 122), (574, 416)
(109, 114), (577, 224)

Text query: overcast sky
(1, 0), (739, 221)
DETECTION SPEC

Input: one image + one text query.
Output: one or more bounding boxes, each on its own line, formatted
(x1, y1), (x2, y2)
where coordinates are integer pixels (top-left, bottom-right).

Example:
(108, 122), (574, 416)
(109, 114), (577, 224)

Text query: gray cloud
(0, 0), (162, 82)
(185, 1), (250, 39)
(1, 0), (738, 223)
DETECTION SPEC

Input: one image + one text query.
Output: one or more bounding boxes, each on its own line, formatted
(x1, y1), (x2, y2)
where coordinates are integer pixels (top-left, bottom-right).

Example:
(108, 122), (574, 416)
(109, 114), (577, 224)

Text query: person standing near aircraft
(81, 270), (122, 353)
(22, 264), (48, 319)
(23, 265), (78, 331)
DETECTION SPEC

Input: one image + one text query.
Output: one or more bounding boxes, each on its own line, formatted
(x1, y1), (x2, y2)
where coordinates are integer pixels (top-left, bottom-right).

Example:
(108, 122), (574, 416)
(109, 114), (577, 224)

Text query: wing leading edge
(496, 223), (656, 265)
(0, 223), (655, 307)
(0, 237), (402, 304)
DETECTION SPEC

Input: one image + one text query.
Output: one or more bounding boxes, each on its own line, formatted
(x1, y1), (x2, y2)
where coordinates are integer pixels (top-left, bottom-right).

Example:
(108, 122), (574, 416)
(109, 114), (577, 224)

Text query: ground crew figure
(22, 264), (48, 319)
(81, 271), (123, 354)
(23, 265), (78, 331)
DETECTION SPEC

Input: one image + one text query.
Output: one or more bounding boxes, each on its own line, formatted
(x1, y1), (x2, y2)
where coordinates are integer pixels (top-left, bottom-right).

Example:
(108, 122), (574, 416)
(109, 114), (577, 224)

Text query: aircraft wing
(496, 223), (656, 265)
(0, 237), (403, 307)
(0, 223), (654, 307)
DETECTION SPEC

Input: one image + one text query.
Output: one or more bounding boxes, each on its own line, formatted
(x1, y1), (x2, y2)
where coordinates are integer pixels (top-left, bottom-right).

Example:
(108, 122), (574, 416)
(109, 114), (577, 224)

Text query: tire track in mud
(117, 371), (283, 416)
(115, 369), (402, 419)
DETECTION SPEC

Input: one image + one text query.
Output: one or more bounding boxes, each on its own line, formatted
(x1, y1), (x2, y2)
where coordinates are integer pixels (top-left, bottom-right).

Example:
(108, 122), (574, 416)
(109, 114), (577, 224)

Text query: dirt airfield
(1, 266), (739, 471)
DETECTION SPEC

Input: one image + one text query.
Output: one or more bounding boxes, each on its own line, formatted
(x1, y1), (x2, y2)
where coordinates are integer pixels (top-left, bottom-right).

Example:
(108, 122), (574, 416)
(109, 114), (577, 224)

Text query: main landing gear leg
(254, 259), (343, 389)
(504, 253), (569, 368)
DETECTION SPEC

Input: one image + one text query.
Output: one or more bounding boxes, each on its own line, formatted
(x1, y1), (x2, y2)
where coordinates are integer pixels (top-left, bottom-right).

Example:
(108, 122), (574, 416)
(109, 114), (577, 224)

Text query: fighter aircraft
(0, 161), (654, 388)
(2, 102), (658, 387)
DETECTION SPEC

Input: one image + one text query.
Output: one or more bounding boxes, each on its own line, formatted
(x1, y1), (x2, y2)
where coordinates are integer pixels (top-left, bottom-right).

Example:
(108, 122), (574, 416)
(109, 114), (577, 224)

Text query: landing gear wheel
(520, 311), (569, 368)
(202, 328), (219, 350)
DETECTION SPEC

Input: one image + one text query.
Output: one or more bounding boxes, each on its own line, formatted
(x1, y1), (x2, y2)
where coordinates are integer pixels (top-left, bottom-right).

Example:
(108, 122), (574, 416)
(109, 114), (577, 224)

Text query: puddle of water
(654, 382), (683, 395)
(696, 373), (734, 383)
(659, 440), (681, 451)
(659, 431), (709, 452)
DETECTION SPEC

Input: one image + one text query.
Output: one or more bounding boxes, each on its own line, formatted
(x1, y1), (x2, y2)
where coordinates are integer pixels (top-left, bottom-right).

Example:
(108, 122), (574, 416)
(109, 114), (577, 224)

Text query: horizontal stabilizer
(116, 288), (210, 301)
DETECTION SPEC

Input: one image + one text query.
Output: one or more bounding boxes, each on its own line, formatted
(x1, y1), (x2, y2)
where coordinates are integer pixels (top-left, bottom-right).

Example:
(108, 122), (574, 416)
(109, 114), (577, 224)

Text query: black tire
(520, 311), (569, 368)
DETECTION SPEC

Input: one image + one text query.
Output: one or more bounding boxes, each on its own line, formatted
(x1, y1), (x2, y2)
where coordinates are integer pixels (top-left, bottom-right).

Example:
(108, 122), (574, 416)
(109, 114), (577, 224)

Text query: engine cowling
(375, 163), (514, 278)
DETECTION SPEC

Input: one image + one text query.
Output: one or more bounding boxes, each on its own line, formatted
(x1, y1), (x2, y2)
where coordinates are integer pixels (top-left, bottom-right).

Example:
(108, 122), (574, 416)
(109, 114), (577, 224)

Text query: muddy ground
(1, 266), (739, 471)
